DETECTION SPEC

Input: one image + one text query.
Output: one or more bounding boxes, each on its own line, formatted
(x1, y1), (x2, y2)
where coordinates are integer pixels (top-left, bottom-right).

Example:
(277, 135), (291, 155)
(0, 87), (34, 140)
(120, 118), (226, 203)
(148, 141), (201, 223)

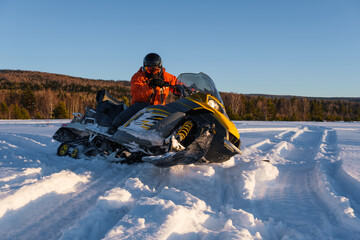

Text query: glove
(172, 85), (182, 97)
(149, 78), (165, 88)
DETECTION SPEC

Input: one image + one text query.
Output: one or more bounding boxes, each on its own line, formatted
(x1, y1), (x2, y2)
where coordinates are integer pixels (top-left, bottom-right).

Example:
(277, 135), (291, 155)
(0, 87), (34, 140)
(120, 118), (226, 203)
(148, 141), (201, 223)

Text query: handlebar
(149, 79), (196, 98)
(165, 83), (196, 98)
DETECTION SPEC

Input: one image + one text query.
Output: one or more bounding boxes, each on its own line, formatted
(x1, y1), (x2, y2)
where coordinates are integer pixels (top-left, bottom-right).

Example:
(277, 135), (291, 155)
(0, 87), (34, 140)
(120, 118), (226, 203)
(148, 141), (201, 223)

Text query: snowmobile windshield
(177, 73), (224, 104)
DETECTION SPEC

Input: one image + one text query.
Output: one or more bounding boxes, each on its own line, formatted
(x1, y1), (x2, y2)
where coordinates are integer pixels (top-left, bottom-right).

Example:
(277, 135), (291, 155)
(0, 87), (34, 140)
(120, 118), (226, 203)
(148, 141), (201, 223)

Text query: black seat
(95, 89), (127, 127)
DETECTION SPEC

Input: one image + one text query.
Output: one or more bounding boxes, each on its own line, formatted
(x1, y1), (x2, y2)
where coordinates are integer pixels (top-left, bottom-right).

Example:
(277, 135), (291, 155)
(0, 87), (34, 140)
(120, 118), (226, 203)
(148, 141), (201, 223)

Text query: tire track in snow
(217, 127), (309, 210)
(59, 165), (179, 240)
(314, 129), (360, 232)
(0, 165), (132, 240)
(0, 133), (108, 193)
(0, 133), (56, 173)
(60, 177), (152, 240)
(0, 133), (56, 199)
(244, 126), (359, 239)
(0, 133), (49, 150)
(239, 127), (307, 164)
(79, 165), (231, 239)
(253, 164), (340, 239)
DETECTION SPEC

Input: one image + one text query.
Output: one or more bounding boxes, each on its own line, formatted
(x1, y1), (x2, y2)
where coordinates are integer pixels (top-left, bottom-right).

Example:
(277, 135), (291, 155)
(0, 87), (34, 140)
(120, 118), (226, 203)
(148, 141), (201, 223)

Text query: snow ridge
(0, 170), (90, 218)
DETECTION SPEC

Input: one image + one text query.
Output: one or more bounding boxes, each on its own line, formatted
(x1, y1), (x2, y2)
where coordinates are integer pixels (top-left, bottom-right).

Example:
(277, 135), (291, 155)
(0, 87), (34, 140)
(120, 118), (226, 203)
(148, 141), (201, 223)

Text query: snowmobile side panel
(149, 112), (186, 138)
(176, 98), (202, 110)
(112, 128), (163, 149)
(165, 101), (193, 112)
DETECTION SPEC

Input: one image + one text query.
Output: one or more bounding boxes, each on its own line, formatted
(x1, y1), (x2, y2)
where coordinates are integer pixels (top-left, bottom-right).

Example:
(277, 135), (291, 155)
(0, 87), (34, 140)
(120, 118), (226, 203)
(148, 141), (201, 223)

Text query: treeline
(221, 92), (360, 121)
(1, 70), (359, 121)
(0, 70), (130, 119)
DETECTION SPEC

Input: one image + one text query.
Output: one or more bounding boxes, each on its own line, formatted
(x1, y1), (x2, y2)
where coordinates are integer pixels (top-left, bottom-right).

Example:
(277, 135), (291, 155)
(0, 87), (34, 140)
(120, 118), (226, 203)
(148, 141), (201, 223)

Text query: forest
(1, 70), (359, 121)
(0, 70), (130, 119)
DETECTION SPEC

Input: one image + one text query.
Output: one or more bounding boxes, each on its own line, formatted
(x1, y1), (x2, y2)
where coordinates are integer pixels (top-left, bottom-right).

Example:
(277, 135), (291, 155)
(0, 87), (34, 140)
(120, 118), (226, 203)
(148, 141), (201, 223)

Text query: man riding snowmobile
(107, 53), (179, 134)
(53, 52), (241, 167)
(54, 72), (241, 167)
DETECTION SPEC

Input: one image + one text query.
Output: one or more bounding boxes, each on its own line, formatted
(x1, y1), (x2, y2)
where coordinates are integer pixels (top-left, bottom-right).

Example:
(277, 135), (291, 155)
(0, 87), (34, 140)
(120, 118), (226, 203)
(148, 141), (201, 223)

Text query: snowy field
(0, 120), (360, 240)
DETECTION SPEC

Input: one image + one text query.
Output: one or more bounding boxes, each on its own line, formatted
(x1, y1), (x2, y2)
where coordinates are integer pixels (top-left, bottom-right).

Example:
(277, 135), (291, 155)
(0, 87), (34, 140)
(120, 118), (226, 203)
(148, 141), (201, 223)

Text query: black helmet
(143, 53), (162, 68)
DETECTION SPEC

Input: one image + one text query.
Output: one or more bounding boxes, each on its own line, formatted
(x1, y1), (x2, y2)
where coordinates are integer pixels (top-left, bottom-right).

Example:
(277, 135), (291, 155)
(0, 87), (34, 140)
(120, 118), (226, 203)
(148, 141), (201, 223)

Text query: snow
(0, 120), (360, 239)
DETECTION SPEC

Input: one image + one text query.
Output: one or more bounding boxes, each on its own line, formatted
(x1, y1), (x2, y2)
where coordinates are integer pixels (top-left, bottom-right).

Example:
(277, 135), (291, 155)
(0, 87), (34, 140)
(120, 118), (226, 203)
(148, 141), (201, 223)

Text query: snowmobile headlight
(207, 96), (226, 114)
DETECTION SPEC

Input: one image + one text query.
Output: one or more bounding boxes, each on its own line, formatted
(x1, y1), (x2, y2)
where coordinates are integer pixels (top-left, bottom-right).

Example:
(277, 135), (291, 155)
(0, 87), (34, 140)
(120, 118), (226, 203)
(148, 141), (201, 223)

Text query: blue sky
(1, 0), (359, 97)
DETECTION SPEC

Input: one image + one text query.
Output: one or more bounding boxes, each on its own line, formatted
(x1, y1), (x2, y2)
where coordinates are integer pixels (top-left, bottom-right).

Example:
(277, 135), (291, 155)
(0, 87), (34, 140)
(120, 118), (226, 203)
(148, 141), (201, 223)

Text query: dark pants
(111, 102), (150, 128)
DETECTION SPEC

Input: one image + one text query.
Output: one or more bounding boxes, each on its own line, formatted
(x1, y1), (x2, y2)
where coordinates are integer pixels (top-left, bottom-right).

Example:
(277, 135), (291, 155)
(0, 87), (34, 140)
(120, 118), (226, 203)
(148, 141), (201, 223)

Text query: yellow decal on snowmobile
(124, 108), (169, 127)
(147, 108), (170, 115)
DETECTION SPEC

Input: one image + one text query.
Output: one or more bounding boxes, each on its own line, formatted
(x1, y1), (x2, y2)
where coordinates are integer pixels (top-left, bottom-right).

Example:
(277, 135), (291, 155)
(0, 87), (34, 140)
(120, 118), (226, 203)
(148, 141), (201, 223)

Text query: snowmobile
(53, 72), (241, 167)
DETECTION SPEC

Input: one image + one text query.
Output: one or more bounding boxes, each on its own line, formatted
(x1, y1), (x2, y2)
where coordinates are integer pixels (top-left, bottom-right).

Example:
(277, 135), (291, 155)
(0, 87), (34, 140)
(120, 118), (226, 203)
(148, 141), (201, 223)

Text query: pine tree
(266, 99), (276, 121)
(21, 86), (36, 113)
(0, 102), (9, 119)
(310, 100), (324, 121)
(52, 101), (69, 119)
(34, 112), (43, 119)
(13, 104), (30, 119)
(225, 106), (241, 120)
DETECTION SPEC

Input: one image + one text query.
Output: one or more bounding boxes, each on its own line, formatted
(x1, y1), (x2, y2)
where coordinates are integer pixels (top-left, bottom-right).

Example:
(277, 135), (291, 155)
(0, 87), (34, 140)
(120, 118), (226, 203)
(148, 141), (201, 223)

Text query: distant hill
(0, 70), (131, 119)
(0, 69), (130, 92)
(221, 91), (360, 121)
(244, 93), (360, 102)
(0, 69), (359, 121)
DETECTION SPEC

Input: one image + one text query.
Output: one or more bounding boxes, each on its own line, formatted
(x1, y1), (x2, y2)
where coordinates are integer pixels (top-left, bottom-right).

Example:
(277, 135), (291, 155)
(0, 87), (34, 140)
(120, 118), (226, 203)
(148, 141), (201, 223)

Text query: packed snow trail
(236, 123), (360, 239)
(245, 127), (339, 239)
(0, 120), (360, 239)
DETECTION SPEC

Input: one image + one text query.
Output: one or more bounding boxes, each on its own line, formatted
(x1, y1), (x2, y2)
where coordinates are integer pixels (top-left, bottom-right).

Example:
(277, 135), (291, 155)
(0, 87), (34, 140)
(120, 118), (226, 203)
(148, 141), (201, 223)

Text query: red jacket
(130, 67), (178, 105)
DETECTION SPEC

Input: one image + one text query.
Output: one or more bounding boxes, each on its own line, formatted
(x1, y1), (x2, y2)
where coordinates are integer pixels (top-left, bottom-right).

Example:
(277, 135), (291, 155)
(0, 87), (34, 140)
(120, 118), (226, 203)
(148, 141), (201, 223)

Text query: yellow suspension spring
(176, 120), (193, 142)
